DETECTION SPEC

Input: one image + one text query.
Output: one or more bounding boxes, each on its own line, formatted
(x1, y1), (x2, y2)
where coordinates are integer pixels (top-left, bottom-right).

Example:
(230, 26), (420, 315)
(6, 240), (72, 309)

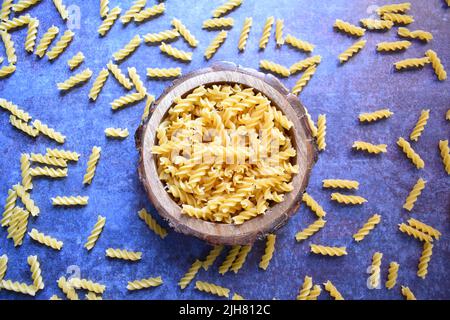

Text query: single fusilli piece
(46, 148), (79, 161)
(0, 98), (31, 121)
(359, 109), (393, 122)
(35, 25), (59, 58)
(0, 255), (7, 281)
(110, 92), (146, 110)
(159, 42), (192, 61)
(30, 153), (67, 167)
(0, 0), (13, 21)
(178, 259), (202, 289)
(238, 17), (252, 51)
(88, 68), (109, 101)
(376, 40), (411, 52)
(27, 255), (44, 290)
(398, 27), (433, 42)
(386, 262), (399, 290)
(107, 61), (133, 90)
(290, 55), (321, 74)
(377, 2), (411, 15)
(360, 18), (393, 30)
(134, 3), (165, 23)
(296, 276), (312, 300)
(52, 195), (89, 206)
(394, 57), (430, 70)
(285, 34), (314, 53)
(353, 214), (381, 242)
(397, 137), (424, 169)
(128, 67), (146, 95)
(382, 13), (414, 25)
(425, 49), (447, 81)
(259, 234), (276, 270)
(121, 0), (146, 24)
(302, 192), (326, 218)
(339, 40), (366, 63)
(212, 0), (242, 17)
(146, 67), (181, 78)
(438, 140), (450, 174)
(295, 218), (326, 242)
(106, 248), (142, 261)
(292, 65), (317, 95)
(7, 206), (29, 246)
(398, 223), (433, 243)
(98, 6), (121, 36)
(29, 228), (63, 250)
(334, 19), (365, 37)
(195, 281), (230, 298)
(69, 278), (106, 294)
(322, 179), (359, 190)
(259, 59), (290, 77)
(57, 68), (93, 91)
(417, 242), (433, 279)
(352, 141), (387, 154)
(403, 178), (426, 211)
(0, 64), (16, 78)
(12, 0), (41, 13)
(25, 18), (39, 53)
(113, 35), (141, 62)
(0, 280), (36, 296)
(369, 252), (382, 289)
(46, 30), (74, 60)
(1, 30), (16, 64)
(219, 245), (241, 275)
(310, 244), (347, 257)
(275, 19), (284, 46)
(67, 51), (84, 70)
(401, 286), (416, 300)
(127, 276), (162, 291)
(204, 30), (227, 60)
(1, 189), (16, 227)
(105, 127), (129, 139)
(202, 17), (234, 29)
(0, 14), (31, 30)
(410, 109), (430, 141)
(30, 166), (68, 178)
(84, 215), (106, 250)
(171, 18), (198, 47)
(331, 192), (367, 205)
(259, 16), (274, 49)
(230, 245), (251, 273)
(52, 0), (68, 20)
(137, 208), (168, 239)
(57, 276), (78, 300)
(83, 146), (101, 185)
(407, 218), (441, 240)
(202, 245), (224, 270)
(99, 0), (108, 18)
(143, 29), (179, 44)
(325, 281), (346, 300)
(9, 115), (38, 138)
(14, 184), (39, 216)
(316, 114), (326, 150)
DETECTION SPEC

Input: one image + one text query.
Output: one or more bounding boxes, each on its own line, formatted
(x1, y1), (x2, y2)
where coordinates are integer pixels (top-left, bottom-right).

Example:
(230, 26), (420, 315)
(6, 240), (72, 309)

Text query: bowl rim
(136, 62), (318, 245)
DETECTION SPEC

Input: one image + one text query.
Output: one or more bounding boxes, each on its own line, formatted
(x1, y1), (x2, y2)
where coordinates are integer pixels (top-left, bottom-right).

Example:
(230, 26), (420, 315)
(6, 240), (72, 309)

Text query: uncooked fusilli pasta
(27, 255), (44, 290)
(69, 278), (106, 294)
(238, 17), (252, 51)
(353, 214), (381, 242)
(334, 19), (365, 37)
(113, 35), (141, 62)
(398, 27), (433, 42)
(1, 189), (16, 227)
(146, 67), (181, 78)
(376, 40), (411, 52)
(195, 280), (230, 298)
(202, 17), (234, 29)
(33, 119), (66, 143)
(143, 29), (179, 44)
(212, 0), (242, 18)
(377, 2), (411, 15)
(425, 49), (447, 81)
(46, 30), (74, 60)
(29, 228), (63, 250)
(316, 114), (326, 150)
(83, 146), (101, 185)
(67, 51), (84, 70)
(159, 42), (192, 61)
(219, 245), (241, 275)
(134, 3), (165, 22)
(57, 276), (78, 300)
(394, 57), (430, 70)
(360, 18), (393, 30)
(0, 99), (31, 122)
(84, 215), (106, 250)
(438, 140), (450, 174)
(107, 61), (133, 90)
(0, 30), (16, 64)
(137, 208), (168, 239)
(359, 109), (393, 122)
(259, 16), (274, 49)
(105, 248), (142, 261)
(51, 196), (89, 206)
(98, 6), (121, 36)
(310, 244), (347, 257)
(290, 55), (321, 74)
(259, 59), (290, 77)
(202, 245), (224, 271)
(178, 260), (202, 289)
(331, 193), (367, 205)
(386, 262), (399, 290)
(397, 137), (424, 169)
(0, 14), (30, 30)
(230, 245), (251, 273)
(30, 153), (67, 167)
(34, 25), (59, 58)
(296, 276), (312, 300)
(403, 178), (426, 211)
(204, 31), (228, 60)
(292, 65), (317, 95)
(369, 252), (382, 289)
(285, 34), (314, 52)
(0, 64), (16, 78)
(410, 109), (429, 141)
(110, 92), (146, 110)
(417, 242), (433, 279)
(259, 234), (276, 270)
(105, 127), (129, 139)
(30, 166), (68, 178)
(9, 115), (38, 138)
(171, 18), (198, 47)
(275, 19), (284, 46)
(0, 255), (7, 281)
(382, 13), (414, 25)
(352, 141), (387, 154)
(99, 0), (108, 18)
(401, 286), (416, 300)
(324, 280), (344, 300)
(52, 0), (68, 20)
(398, 223), (433, 243)
(14, 184), (39, 216)
(322, 179), (359, 190)
(88, 68), (109, 101)
(302, 192), (326, 218)
(407, 218), (441, 240)
(25, 18), (39, 53)
(0, 279), (35, 296)
(295, 218), (326, 242)
(46, 148), (79, 161)
(339, 40), (366, 63)
(121, 0), (146, 24)
(13, 0), (41, 13)
(127, 276), (162, 291)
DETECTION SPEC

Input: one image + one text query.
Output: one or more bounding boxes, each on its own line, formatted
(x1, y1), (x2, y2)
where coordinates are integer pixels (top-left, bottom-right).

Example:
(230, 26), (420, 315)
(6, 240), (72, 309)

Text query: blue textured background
(0, 0), (449, 300)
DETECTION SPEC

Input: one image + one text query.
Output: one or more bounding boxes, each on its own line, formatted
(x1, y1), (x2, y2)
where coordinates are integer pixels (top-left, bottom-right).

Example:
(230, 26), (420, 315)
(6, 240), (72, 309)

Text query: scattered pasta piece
(425, 49), (447, 81)
(67, 51), (84, 70)
(88, 68), (109, 101)
(0, 14), (30, 30)
(377, 2), (411, 14)
(35, 25), (59, 58)
(202, 17), (234, 29)
(1, 189), (17, 227)
(403, 178), (426, 212)
(377, 40), (411, 52)
(296, 276), (312, 300)
(238, 17), (252, 51)
(30, 166), (68, 178)
(352, 141), (387, 154)
(302, 192), (326, 218)
(52, 196), (89, 206)
(339, 40), (366, 63)
(359, 109), (393, 122)
(107, 61), (133, 90)
(0, 279), (35, 296)
(178, 260), (202, 289)
(141, 94), (154, 121)
(334, 19), (365, 37)
(292, 65), (317, 95)
(323, 179), (359, 190)
(195, 280), (230, 298)
(29, 228), (63, 250)
(438, 140), (450, 174)
(323, 280), (344, 300)
(275, 19), (284, 46)
(397, 137), (424, 169)
(204, 30), (228, 60)
(407, 218), (441, 240)
(121, 0), (146, 24)
(331, 193), (367, 205)
(202, 245), (224, 271)
(13, 0), (41, 13)
(316, 114), (326, 150)
(284, 34), (314, 52)
(146, 67), (181, 78)
(212, 0), (242, 18)
(46, 148), (79, 161)
(386, 262), (399, 290)
(310, 244), (347, 257)
(410, 109), (430, 141)
(401, 286), (416, 300)
(113, 35), (141, 62)
(14, 184), (39, 215)
(52, 0), (68, 20)
(57, 276), (78, 300)
(0, 98), (31, 121)
(398, 223), (433, 242)
(128, 67), (146, 94)
(360, 18), (393, 30)
(382, 13), (414, 25)
(127, 276), (162, 291)
(69, 278), (106, 294)
(25, 18), (39, 53)
(33, 119), (66, 143)
(290, 55), (321, 74)
(395, 57), (430, 70)
(259, 16), (274, 49)
(417, 242), (433, 279)
(230, 245), (251, 273)
(105, 248), (142, 261)
(133, 3), (165, 23)
(1, 30), (16, 64)
(159, 42), (192, 61)
(105, 127), (129, 139)
(259, 59), (290, 77)
(0, 255), (8, 281)
(83, 146), (101, 185)
(398, 27), (433, 42)
(9, 115), (38, 138)
(99, 0), (108, 18)
(57, 68), (93, 91)
(219, 245), (241, 275)
(369, 252), (382, 289)
(353, 214), (381, 242)
(30, 153), (67, 167)
(27, 255), (44, 291)
(46, 30), (74, 60)
(98, 6), (121, 36)
(137, 208), (168, 239)
(171, 18), (198, 47)
(259, 234), (276, 270)
(143, 29), (179, 44)
(295, 218), (326, 242)
(84, 215), (106, 250)
(7, 206), (29, 246)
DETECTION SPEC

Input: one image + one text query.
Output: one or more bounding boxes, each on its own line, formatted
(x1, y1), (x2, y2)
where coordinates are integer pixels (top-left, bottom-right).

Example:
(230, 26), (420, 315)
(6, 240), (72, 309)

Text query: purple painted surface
(0, 0), (449, 300)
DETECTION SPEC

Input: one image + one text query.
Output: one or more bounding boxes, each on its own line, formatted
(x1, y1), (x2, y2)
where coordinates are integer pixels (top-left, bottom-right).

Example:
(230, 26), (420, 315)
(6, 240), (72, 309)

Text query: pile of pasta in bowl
(151, 83), (298, 224)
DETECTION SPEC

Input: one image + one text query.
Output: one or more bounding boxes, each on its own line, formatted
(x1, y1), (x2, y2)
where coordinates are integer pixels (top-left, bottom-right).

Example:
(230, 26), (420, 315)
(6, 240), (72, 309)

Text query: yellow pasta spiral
(29, 228), (63, 250)
(0, 279), (36, 296)
(417, 242), (433, 279)
(14, 184), (39, 216)
(84, 215), (106, 250)
(397, 137), (424, 169)
(295, 218), (326, 242)
(134, 3), (165, 22)
(359, 109), (393, 122)
(398, 223), (433, 243)
(105, 248), (142, 261)
(127, 67), (146, 95)
(30, 153), (67, 167)
(376, 40), (411, 52)
(394, 57), (430, 70)
(398, 27), (433, 42)
(88, 68), (109, 101)
(113, 35), (141, 62)
(52, 0), (68, 20)
(403, 178), (426, 211)
(195, 281), (230, 298)
(259, 234), (276, 270)
(212, 0), (242, 18)
(0, 98), (31, 122)
(302, 192), (326, 218)
(178, 259), (202, 289)
(339, 40), (366, 63)
(1, 30), (16, 64)
(127, 276), (163, 291)
(331, 192), (367, 205)
(171, 18), (198, 47)
(34, 25), (58, 58)
(352, 141), (387, 154)
(120, 0), (146, 24)
(323, 179), (359, 190)
(296, 276), (312, 300)
(438, 140), (450, 174)
(98, 6), (121, 36)
(275, 19), (284, 46)
(306, 285), (322, 300)
(32, 119), (65, 143)
(382, 13), (414, 25)
(67, 51), (84, 70)
(360, 18), (393, 30)
(10, 115), (38, 138)
(0, 0), (13, 21)
(407, 218), (441, 240)
(425, 49), (447, 81)
(334, 19), (365, 37)
(0, 64), (16, 78)
(238, 17), (252, 51)
(1, 189), (16, 227)
(290, 55), (321, 74)
(46, 30), (74, 60)
(285, 34), (314, 52)
(230, 245), (251, 273)
(219, 245), (241, 275)
(25, 18), (39, 53)
(377, 2), (411, 14)
(107, 61), (133, 90)
(143, 29), (179, 44)
(410, 109), (430, 141)
(27, 255), (44, 290)
(369, 252), (382, 289)
(292, 65), (317, 95)
(316, 114), (326, 150)
(386, 262), (399, 290)
(30, 166), (67, 178)
(57, 276), (78, 300)
(105, 127), (129, 139)
(204, 31), (228, 60)
(69, 278), (106, 294)
(324, 280), (344, 300)
(0, 254), (7, 281)
(202, 17), (234, 29)
(353, 214), (381, 242)
(259, 59), (290, 77)
(7, 206), (29, 246)
(46, 148), (79, 161)
(137, 208), (168, 239)
(0, 14), (30, 30)
(159, 42), (192, 61)
(99, 0), (108, 18)
(259, 16), (274, 49)
(111, 91), (146, 110)
(83, 146), (101, 185)
(146, 67), (181, 78)
(52, 195), (89, 206)
(310, 244), (347, 257)
(202, 245), (224, 270)
(401, 286), (416, 300)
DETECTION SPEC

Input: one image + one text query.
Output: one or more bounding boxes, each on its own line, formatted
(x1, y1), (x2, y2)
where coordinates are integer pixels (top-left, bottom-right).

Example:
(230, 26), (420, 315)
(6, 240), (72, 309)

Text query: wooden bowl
(135, 62), (318, 245)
